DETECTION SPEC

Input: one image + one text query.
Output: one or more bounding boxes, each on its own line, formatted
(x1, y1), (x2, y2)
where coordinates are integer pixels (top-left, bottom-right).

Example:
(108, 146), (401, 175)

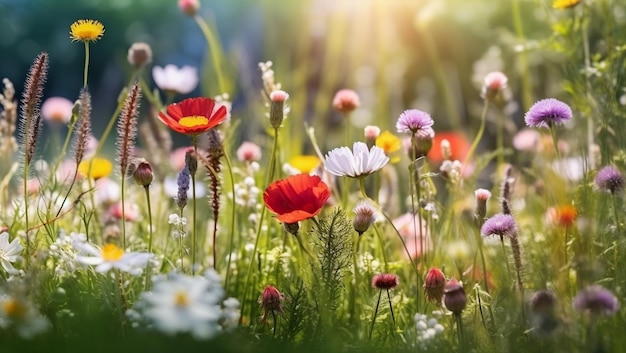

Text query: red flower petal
(264, 174), (330, 223)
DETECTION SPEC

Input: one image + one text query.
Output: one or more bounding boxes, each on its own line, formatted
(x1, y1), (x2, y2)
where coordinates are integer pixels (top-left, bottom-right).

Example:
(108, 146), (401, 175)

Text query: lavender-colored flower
(176, 166), (191, 210)
(573, 285), (619, 316)
(480, 213), (517, 240)
(595, 165), (624, 194)
(396, 109), (435, 138)
(524, 98), (573, 128)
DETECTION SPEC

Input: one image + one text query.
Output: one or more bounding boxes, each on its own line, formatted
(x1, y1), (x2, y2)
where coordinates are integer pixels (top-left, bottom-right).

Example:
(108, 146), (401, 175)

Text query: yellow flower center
(175, 292), (189, 307)
(70, 19), (105, 42)
(3, 299), (26, 319)
(288, 155), (320, 174)
(101, 243), (124, 261)
(78, 157), (113, 180)
(179, 116), (209, 128)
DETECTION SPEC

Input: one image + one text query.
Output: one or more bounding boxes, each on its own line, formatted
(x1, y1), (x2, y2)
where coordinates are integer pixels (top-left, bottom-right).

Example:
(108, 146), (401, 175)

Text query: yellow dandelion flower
(78, 157), (113, 180)
(70, 19), (105, 42)
(288, 155), (320, 174)
(552, 0), (581, 9)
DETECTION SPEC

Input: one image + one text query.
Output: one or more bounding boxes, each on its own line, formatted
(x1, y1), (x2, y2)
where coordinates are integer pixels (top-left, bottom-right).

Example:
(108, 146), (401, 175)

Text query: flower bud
(424, 267), (446, 304)
(185, 149), (198, 175)
(353, 200), (377, 235)
(332, 89), (360, 114)
(269, 90), (289, 129)
(482, 71), (508, 101)
(443, 278), (466, 314)
(259, 285), (285, 324)
(178, 0), (200, 16)
(127, 42), (153, 68)
(364, 125), (381, 148)
(474, 188), (492, 223)
(132, 159), (154, 187)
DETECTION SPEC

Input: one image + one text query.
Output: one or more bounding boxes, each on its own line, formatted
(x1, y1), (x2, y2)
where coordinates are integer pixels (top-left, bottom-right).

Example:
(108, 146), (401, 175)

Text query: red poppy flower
(263, 174), (331, 224)
(158, 97), (227, 135)
(427, 131), (470, 163)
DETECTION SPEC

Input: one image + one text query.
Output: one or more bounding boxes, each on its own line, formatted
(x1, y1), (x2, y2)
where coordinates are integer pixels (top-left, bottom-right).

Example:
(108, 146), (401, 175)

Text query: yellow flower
(70, 19), (105, 42)
(288, 155), (320, 174)
(376, 131), (402, 163)
(552, 0), (581, 9)
(78, 157), (113, 179)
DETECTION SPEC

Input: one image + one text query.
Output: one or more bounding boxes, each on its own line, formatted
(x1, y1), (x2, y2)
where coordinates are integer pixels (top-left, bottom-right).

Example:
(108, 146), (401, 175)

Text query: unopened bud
(269, 90), (289, 129)
(443, 278), (467, 314)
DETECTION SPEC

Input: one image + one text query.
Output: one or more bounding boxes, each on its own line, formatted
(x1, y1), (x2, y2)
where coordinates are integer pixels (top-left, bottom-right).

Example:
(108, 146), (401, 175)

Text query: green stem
(223, 151), (237, 286)
(369, 289), (383, 340)
(386, 289), (395, 326)
(500, 237), (513, 286)
(464, 100), (489, 166)
(511, 0), (533, 110)
(83, 42), (90, 87)
(121, 177), (126, 249)
(193, 15), (227, 95)
(240, 127), (280, 325)
(191, 137), (198, 274)
(94, 99), (125, 158)
(548, 125), (562, 160)
(144, 185), (153, 291)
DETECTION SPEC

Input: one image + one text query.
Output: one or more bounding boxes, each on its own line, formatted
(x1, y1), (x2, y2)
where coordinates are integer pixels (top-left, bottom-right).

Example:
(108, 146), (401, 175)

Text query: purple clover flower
(524, 98), (573, 128)
(595, 165), (625, 194)
(573, 285), (619, 316)
(396, 109), (435, 138)
(480, 213), (517, 240)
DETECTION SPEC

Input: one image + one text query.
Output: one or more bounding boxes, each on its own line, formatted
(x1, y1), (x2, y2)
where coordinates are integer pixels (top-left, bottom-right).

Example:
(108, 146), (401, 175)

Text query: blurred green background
(0, 0), (575, 151)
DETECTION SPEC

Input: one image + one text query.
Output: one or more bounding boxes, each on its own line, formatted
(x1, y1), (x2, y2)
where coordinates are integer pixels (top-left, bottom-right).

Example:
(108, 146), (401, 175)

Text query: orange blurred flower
(427, 131), (470, 163)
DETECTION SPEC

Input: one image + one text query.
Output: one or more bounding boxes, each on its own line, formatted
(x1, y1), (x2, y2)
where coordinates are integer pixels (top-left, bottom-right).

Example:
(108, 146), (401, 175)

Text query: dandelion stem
(93, 96), (125, 158)
(83, 42), (90, 87)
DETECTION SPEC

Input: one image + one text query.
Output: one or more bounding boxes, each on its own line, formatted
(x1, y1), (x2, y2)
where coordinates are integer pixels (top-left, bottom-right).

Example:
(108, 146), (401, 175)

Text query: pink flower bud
(332, 89), (360, 114)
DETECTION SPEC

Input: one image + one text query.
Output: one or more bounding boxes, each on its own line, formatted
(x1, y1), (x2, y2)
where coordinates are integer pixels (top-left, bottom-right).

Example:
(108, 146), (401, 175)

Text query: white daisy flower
(129, 271), (226, 339)
(0, 294), (50, 338)
(152, 64), (199, 95)
(74, 242), (152, 275)
(0, 232), (23, 274)
(324, 142), (389, 178)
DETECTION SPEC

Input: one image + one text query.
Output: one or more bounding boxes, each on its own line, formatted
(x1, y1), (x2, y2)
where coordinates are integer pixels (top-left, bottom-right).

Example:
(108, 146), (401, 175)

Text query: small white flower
(324, 142), (389, 178)
(152, 65), (199, 95)
(129, 272), (226, 339)
(0, 232), (23, 274)
(0, 294), (49, 338)
(74, 242), (152, 275)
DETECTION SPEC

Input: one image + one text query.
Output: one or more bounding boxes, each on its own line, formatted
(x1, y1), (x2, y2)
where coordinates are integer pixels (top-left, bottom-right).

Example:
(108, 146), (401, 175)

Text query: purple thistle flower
(595, 165), (624, 194)
(573, 285), (619, 316)
(480, 213), (517, 240)
(396, 109), (435, 138)
(524, 98), (573, 128)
